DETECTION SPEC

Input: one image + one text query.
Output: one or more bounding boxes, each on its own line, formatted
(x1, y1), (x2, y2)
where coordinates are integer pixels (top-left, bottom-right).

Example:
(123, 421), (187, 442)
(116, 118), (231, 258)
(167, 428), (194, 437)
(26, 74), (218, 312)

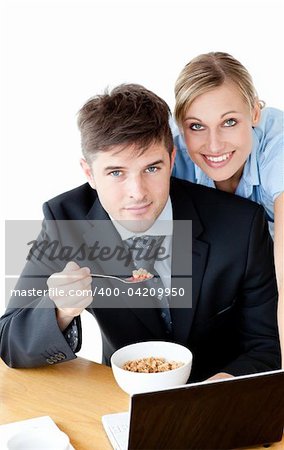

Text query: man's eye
(110, 170), (122, 177)
(190, 123), (204, 131)
(224, 118), (237, 127)
(146, 166), (158, 173)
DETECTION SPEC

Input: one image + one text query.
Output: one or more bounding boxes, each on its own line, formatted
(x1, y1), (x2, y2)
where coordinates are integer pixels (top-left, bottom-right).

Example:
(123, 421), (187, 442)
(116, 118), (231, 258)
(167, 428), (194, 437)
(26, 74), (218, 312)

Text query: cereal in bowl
(122, 356), (184, 373)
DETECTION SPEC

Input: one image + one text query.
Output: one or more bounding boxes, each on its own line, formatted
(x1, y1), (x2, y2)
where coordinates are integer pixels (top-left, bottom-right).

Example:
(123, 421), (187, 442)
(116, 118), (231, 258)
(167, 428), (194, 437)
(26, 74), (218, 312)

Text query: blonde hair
(174, 52), (265, 125)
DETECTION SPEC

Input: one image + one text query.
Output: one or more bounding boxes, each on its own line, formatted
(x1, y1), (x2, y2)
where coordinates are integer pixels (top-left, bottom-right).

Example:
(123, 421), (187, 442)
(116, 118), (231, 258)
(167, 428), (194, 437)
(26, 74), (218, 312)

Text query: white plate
(0, 416), (75, 449)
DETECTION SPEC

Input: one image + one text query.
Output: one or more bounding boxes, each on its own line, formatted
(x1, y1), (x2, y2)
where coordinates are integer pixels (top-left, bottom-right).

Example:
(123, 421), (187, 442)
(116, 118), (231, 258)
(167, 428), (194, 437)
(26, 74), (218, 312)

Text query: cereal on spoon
(128, 268), (153, 282)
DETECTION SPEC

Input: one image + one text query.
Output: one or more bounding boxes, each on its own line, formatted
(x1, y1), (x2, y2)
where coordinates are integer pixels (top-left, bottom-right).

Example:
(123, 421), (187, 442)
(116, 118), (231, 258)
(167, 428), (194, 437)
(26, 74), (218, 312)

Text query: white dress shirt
(110, 198), (173, 289)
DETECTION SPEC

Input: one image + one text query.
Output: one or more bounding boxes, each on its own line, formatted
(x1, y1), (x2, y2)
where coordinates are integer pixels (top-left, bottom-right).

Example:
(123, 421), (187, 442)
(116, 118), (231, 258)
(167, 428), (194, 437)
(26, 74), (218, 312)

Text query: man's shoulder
(170, 178), (267, 242)
(43, 183), (97, 219)
(170, 177), (261, 213)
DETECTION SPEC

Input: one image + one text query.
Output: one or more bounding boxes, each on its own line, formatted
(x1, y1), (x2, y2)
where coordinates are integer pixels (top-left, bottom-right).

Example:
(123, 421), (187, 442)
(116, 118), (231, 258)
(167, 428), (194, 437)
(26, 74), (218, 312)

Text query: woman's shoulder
(254, 107), (283, 158)
(255, 107), (283, 139)
(253, 107), (284, 201)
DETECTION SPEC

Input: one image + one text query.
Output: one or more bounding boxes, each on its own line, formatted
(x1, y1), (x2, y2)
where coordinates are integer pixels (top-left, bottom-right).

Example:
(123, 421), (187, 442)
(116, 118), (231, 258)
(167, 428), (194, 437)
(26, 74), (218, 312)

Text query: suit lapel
(170, 238), (209, 345)
(170, 179), (209, 345)
(83, 196), (166, 338)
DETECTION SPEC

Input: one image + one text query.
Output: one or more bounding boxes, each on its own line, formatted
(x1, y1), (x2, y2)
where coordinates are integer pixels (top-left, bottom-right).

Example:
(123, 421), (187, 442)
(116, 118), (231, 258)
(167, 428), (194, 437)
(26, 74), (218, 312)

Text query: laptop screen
(128, 370), (284, 449)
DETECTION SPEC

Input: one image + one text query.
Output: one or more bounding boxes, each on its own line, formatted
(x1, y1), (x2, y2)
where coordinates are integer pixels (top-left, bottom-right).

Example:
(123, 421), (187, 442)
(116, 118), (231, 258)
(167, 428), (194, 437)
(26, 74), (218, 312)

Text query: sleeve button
(46, 358), (55, 364)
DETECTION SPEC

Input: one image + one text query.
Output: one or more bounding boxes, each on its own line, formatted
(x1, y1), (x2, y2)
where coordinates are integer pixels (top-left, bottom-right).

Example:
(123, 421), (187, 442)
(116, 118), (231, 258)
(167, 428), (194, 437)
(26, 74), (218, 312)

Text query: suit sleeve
(222, 206), (281, 375)
(0, 203), (82, 368)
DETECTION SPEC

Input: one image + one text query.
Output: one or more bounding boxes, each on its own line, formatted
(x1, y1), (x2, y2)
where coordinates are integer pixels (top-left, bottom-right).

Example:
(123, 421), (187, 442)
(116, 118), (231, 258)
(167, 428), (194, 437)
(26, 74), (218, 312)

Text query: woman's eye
(190, 123), (204, 131)
(146, 166), (158, 173)
(110, 170), (122, 177)
(224, 118), (237, 127)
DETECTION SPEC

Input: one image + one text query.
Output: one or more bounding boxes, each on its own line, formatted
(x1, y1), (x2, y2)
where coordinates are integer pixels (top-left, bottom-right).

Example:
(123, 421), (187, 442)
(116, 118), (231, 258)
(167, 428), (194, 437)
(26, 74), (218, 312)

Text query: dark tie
(124, 235), (172, 335)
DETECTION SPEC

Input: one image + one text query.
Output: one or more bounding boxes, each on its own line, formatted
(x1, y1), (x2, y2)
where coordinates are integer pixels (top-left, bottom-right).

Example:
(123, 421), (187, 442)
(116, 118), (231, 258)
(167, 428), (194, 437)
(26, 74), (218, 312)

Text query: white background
(1, 0), (284, 361)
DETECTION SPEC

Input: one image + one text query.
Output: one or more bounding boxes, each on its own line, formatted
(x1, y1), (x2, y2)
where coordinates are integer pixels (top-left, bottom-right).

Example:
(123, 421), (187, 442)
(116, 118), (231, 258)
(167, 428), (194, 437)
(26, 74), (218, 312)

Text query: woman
(172, 52), (284, 363)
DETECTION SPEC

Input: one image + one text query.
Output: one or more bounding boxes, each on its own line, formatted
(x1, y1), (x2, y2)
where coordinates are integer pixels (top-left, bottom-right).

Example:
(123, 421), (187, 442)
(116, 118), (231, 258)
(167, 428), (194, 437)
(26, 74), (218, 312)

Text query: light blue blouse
(171, 107), (284, 237)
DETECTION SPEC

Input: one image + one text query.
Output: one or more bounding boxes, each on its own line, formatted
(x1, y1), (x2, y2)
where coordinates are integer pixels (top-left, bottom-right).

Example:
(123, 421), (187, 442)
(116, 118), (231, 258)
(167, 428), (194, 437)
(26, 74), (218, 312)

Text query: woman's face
(181, 82), (260, 182)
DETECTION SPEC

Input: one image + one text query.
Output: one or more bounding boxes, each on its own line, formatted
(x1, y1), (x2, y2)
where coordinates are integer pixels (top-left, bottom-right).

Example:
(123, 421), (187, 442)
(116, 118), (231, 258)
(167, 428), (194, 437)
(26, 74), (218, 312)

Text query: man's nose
(128, 176), (147, 201)
(206, 130), (225, 154)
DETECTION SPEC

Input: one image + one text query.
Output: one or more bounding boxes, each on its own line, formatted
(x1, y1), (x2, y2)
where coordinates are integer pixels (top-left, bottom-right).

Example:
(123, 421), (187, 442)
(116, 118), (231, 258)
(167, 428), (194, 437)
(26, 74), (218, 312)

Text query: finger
(65, 275), (93, 294)
(63, 261), (81, 272)
(63, 263), (90, 278)
(49, 276), (92, 300)
(47, 273), (75, 289)
(50, 276), (92, 298)
(47, 269), (91, 288)
(63, 262), (91, 276)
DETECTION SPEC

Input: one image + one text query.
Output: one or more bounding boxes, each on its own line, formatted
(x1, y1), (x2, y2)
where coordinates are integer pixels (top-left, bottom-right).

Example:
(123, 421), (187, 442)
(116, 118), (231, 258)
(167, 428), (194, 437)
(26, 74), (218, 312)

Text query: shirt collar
(234, 130), (260, 198)
(194, 165), (215, 188)
(242, 130), (260, 187)
(110, 197), (173, 240)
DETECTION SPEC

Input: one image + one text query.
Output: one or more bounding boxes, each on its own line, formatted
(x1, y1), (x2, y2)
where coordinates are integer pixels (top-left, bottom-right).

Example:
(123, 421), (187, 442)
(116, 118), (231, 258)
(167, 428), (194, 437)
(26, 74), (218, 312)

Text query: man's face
(81, 141), (175, 232)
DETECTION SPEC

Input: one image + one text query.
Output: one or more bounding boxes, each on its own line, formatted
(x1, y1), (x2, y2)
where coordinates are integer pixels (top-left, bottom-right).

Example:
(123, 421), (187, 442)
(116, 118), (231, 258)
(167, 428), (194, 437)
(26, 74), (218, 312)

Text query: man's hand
(206, 372), (234, 381)
(47, 261), (93, 331)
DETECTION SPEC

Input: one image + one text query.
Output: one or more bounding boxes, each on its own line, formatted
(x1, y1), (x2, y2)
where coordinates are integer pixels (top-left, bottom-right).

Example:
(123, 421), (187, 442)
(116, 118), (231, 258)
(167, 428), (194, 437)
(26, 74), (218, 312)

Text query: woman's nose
(206, 130), (225, 154)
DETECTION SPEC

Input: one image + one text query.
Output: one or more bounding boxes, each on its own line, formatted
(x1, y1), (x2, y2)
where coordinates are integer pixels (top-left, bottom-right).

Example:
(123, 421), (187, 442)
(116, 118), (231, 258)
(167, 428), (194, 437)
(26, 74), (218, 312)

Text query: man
(0, 84), (281, 381)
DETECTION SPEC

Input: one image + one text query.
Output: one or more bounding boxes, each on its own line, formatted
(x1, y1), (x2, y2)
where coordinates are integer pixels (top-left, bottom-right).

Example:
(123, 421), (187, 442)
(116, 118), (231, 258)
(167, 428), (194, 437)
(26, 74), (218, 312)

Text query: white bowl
(111, 341), (192, 395)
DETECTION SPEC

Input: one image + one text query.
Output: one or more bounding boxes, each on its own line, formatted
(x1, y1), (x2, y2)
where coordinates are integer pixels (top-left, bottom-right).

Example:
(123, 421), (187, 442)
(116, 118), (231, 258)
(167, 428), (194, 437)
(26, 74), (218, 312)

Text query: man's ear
(170, 147), (176, 171)
(80, 158), (96, 189)
(252, 101), (261, 126)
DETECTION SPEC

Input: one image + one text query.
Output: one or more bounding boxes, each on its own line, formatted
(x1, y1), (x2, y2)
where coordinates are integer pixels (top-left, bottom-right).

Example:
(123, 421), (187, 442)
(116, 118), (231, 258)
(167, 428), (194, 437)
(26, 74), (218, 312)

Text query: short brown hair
(77, 84), (174, 161)
(174, 52), (264, 126)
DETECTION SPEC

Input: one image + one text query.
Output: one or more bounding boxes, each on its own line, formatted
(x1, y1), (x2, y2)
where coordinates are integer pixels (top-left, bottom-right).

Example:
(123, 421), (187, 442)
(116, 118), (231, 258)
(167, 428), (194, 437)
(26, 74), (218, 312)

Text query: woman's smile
(202, 151), (235, 168)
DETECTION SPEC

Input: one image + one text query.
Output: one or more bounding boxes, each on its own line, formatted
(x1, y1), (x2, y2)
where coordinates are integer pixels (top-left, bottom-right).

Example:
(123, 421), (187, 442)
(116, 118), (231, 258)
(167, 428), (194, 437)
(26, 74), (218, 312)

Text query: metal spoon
(90, 273), (154, 284)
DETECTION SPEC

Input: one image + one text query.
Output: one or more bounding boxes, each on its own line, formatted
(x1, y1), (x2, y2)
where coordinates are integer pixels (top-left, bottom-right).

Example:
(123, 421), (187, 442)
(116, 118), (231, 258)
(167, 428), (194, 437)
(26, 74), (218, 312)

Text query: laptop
(102, 369), (284, 450)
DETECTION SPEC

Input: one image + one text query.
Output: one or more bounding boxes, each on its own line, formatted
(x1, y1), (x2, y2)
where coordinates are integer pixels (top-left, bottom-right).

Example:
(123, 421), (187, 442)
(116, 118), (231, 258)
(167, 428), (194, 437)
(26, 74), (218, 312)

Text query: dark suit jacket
(0, 178), (281, 381)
